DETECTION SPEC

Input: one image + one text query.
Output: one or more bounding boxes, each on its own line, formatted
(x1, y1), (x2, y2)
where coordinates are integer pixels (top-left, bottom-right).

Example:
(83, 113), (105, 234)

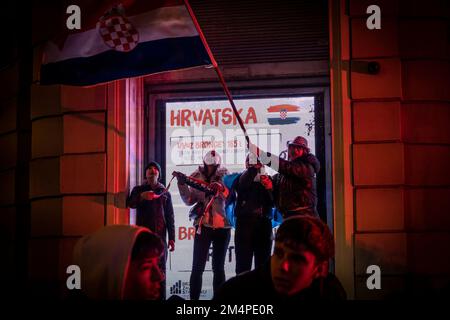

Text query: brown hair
(275, 216), (334, 263)
(131, 231), (164, 261)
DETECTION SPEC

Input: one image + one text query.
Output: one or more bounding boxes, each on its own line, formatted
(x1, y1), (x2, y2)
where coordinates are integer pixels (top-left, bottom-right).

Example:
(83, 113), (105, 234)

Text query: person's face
(145, 166), (159, 183)
(123, 254), (164, 300)
(205, 164), (218, 177)
(271, 241), (321, 296)
(288, 145), (305, 160)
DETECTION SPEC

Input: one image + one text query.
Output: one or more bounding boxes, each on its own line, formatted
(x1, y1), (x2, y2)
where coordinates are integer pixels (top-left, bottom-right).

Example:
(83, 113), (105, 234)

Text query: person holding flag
(249, 136), (321, 218)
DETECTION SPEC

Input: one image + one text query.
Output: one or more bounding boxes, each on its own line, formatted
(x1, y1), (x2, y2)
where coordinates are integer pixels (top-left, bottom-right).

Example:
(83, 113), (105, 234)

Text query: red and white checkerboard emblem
(280, 109), (287, 119)
(97, 15), (139, 52)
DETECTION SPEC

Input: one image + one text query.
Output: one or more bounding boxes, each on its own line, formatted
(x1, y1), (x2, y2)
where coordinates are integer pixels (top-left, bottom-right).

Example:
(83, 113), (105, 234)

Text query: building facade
(0, 0), (449, 299)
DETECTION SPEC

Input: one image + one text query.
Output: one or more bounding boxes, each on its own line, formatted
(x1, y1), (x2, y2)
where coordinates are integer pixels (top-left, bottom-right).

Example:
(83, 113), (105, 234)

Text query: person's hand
(209, 182), (224, 194)
(260, 175), (273, 190)
(168, 240), (175, 252)
(141, 191), (156, 201)
(173, 171), (186, 185)
(248, 141), (261, 157)
(246, 151), (263, 169)
(248, 161), (263, 170)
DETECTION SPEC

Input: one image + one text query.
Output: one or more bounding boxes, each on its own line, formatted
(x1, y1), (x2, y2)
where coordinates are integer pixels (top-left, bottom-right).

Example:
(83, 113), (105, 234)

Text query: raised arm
(176, 172), (206, 205)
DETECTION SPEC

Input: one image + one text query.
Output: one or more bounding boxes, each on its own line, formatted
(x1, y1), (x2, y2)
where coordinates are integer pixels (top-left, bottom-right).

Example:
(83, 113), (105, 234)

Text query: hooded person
(72, 225), (165, 300)
(174, 150), (231, 300)
(126, 161), (175, 299)
(249, 136), (320, 218)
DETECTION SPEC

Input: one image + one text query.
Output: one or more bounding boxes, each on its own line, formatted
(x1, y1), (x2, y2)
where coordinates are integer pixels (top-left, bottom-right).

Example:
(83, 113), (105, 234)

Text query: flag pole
(183, 0), (250, 146)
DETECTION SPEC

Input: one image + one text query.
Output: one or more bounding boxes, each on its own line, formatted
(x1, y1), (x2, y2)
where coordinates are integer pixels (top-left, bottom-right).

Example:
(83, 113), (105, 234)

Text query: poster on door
(165, 96), (315, 299)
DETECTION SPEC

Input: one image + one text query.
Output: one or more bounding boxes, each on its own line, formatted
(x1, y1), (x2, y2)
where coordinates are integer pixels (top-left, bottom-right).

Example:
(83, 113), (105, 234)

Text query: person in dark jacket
(233, 152), (274, 275)
(127, 161), (175, 299)
(214, 215), (346, 304)
(250, 136), (320, 218)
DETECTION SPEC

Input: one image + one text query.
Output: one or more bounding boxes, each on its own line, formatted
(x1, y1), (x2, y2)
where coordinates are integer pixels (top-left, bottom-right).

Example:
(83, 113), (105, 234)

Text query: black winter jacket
(271, 153), (320, 217)
(127, 182), (175, 242)
(214, 261), (346, 303)
(234, 167), (274, 219)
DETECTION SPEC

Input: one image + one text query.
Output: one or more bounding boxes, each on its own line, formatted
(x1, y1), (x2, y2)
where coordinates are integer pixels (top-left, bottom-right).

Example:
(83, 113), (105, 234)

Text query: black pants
(235, 216), (273, 275)
(190, 226), (231, 300)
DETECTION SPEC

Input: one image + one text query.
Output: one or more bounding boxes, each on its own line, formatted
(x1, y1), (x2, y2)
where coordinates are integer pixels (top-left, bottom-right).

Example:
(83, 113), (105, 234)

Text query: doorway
(145, 85), (332, 299)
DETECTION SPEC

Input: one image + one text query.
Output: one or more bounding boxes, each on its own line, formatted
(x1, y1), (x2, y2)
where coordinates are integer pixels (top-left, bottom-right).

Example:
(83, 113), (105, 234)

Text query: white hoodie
(178, 166), (231, 229)
(72, 225), (152, 299)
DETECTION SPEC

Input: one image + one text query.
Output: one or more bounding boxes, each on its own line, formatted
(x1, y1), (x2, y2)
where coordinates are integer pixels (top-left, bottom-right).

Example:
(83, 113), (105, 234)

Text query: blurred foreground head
(73, 225), (164, 300)
(271, 216), (334, 296)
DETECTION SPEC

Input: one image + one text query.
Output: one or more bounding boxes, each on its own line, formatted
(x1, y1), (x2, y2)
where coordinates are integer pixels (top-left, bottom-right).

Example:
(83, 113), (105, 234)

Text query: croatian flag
(266, 104), (301, 125)
(40, 0), (211, 86)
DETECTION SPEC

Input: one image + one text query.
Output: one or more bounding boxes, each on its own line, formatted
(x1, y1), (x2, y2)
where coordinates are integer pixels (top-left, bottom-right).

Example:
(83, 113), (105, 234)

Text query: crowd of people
(71, 136), (346, 301)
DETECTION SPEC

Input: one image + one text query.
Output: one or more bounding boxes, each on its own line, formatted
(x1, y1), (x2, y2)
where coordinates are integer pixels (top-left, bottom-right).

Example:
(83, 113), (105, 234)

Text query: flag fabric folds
(40, 0), (211, 86)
